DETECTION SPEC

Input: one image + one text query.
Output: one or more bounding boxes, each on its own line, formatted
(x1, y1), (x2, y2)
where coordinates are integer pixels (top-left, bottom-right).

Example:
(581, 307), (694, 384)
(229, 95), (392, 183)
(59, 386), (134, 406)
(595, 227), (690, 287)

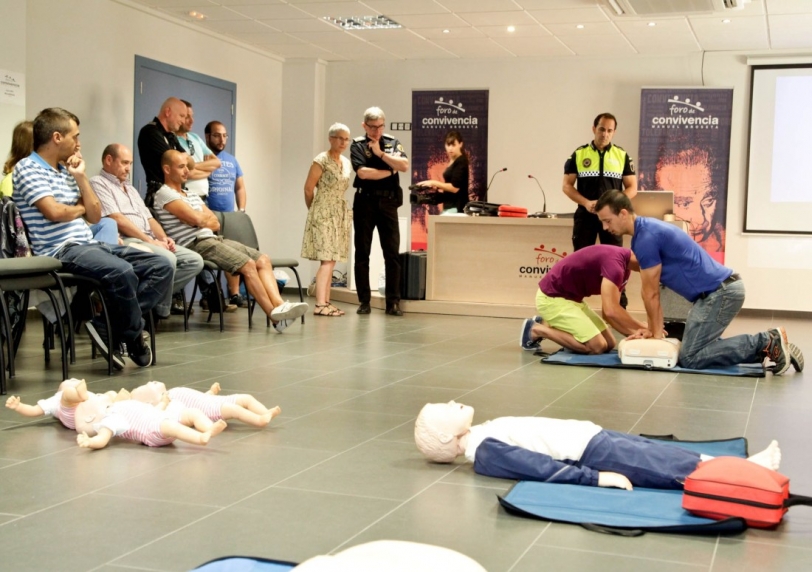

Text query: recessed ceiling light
(187, 10), (207, 20)
(507, 25), (516, 33)
(648, 22), (656, 27)
(443, 29), (450, 34)
(722, 19), (731, 24)
(323, 15), (402, 30)
(576, 24), (584, 29)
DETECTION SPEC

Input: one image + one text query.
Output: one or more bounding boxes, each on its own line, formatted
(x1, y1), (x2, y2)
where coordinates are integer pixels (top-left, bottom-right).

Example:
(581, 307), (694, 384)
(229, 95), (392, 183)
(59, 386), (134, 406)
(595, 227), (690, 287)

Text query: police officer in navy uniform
(563, 112), (637, 251)
(350, 107), (409, 316)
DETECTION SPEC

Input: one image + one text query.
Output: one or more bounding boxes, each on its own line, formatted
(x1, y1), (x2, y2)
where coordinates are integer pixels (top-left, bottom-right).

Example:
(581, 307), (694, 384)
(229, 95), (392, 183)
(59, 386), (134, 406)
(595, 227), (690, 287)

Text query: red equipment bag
(682, 457), (812, 528)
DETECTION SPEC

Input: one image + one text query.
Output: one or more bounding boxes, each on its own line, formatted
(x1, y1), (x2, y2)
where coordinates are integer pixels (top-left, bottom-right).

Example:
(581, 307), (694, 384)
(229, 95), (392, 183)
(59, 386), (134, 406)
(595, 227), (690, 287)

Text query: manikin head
(414, 401), (475, 463)
(293, 540), (486, 572)
(75, 393), (114, 436)
(130, 381), (168, 405)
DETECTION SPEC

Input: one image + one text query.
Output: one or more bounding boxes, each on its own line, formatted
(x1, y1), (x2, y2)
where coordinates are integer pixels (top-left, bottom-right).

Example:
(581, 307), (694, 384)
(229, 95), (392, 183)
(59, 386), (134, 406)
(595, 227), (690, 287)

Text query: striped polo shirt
(152, 184), (214, 247)
(12, 153), (94, 256)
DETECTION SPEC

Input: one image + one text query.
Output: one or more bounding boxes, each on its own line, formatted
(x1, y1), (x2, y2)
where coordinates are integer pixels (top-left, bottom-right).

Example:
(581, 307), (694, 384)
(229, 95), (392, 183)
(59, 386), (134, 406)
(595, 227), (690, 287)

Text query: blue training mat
(499, 482), (746, 535)
(540, 348), (765, 377)
(497, 436), (750, 535)
(193, 556), (297, 571)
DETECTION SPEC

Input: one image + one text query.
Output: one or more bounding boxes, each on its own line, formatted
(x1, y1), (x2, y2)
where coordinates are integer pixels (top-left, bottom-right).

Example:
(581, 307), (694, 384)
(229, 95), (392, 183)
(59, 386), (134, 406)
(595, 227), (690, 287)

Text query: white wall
(324, 53), (812, 312)
(23, 0), (283, 252)
(0, 0), (27, 163)
(279, 59), (326, 284)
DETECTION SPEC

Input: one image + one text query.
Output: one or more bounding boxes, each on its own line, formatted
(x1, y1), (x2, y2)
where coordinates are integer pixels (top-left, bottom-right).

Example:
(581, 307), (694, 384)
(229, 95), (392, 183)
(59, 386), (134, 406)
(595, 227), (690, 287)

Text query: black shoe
(229, 294), (247, 308)
(385, 303), (403, 317)
(205, 290), (238, 313)
(357, 303), (371, 314)
(764, 327), (790, 375)
(85, 320), (125, 370)
(125, 333), (153, 368)
(170, 294), (191, 315)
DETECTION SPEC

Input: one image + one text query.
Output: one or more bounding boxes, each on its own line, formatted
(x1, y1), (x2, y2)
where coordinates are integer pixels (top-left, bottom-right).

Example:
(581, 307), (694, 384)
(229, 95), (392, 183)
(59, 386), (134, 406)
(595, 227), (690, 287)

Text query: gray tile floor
(1, 302), (811, 571)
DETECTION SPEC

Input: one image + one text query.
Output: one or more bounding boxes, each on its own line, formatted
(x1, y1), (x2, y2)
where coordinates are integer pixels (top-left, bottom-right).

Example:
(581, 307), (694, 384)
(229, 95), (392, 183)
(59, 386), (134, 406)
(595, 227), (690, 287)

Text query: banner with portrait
(638, 88), (733, 263)
(410, 89), (489, 250)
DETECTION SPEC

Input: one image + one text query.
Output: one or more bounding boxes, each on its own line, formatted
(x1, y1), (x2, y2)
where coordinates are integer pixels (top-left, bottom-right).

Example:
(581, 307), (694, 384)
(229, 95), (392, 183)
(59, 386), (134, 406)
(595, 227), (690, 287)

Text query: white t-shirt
(464, 417), (603, 463)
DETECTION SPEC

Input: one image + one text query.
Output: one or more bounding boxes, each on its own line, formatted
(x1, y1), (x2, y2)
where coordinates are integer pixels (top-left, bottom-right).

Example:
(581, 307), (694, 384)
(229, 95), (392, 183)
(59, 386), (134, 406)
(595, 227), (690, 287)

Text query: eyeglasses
(330, 135), (350, 142)
(364, 123), (385, 131)
(186, 138), (196, 157)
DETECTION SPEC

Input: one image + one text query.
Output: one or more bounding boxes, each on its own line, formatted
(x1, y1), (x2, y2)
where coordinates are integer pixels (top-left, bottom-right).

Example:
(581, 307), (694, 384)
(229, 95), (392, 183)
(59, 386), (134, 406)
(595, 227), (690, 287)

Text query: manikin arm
(473, 438), (599, 485)
(77, 428), (114, 449)
(475, 438), (634, 489)
(5, 396), (45, 418)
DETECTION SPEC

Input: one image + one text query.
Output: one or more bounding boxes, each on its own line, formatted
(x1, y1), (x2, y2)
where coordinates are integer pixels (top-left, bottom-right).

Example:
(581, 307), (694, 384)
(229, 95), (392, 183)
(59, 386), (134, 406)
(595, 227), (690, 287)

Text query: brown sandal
(314, 303), (342, 317)
(327, 302), (345, 316)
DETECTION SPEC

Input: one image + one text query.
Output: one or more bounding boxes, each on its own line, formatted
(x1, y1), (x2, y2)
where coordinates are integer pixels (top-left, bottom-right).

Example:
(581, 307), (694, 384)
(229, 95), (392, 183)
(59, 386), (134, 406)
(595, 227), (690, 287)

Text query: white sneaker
(271, 301), (309, 322)
(274, 318), (293, 333)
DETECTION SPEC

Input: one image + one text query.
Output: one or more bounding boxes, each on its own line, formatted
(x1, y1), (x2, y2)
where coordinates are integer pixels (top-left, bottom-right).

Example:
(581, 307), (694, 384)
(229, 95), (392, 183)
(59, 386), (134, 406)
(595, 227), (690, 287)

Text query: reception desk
(426, 215), (645, 312)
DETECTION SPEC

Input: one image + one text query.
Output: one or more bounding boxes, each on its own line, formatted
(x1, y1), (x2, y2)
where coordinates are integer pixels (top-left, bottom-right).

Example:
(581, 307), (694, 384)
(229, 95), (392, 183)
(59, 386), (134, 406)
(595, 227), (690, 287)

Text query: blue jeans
(678, 279), (767, 369)
(90, 218), (119, 245)
(122, 238), (204, 317)
(55, 243), (174, 344)
(580, 430), (702, 489)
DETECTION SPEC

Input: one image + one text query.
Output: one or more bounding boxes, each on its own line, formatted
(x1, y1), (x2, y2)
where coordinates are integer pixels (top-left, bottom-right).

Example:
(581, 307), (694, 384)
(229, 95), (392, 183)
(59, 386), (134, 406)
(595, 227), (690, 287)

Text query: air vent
(605, 0), (748, 16)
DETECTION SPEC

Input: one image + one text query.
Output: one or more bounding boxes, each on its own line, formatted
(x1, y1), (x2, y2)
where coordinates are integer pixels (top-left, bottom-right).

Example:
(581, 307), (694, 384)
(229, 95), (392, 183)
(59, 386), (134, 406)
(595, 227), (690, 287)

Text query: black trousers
(572, 207), (622, 251)
(353, 192), (401, 305)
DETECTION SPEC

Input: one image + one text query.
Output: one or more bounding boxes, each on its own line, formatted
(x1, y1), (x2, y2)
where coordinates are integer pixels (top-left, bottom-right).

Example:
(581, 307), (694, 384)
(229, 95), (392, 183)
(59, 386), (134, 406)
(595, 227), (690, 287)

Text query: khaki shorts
(535, 288), (607, 343)
(189, 236), (262, 274)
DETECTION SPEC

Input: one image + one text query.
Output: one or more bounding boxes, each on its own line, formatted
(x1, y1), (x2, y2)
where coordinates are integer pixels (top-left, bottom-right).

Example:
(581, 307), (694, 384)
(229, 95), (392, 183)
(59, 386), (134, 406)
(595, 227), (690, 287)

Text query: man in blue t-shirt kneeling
(595, 190), (803, 375)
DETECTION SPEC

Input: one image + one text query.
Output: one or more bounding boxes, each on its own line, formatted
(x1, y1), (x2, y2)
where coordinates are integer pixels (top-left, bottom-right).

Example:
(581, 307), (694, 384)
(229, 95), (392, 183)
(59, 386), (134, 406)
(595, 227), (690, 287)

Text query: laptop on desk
(631, 191), (674, 220)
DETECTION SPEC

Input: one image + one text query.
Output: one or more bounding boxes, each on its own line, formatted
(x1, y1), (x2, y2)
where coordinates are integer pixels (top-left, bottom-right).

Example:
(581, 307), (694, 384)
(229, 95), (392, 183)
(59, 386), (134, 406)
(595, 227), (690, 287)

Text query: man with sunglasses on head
(350, 107), (409, 317)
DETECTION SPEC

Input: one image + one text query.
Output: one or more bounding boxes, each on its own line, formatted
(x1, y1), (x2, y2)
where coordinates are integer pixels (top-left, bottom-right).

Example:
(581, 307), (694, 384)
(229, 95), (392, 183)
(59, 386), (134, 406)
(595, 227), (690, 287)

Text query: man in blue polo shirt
(595, 190), (803, 374)
(12, 107), (173, 368)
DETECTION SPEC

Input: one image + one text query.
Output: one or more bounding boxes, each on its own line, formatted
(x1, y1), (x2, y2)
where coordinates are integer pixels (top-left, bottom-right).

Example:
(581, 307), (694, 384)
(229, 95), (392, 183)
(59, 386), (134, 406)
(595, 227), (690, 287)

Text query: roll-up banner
(638, 88), (733, 263)
(410, 89), (489, 250)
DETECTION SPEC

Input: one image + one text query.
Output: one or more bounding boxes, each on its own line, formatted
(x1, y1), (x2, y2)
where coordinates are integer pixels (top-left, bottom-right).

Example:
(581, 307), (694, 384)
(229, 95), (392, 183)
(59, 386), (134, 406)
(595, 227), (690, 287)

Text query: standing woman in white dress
(301, 123), (353, 316)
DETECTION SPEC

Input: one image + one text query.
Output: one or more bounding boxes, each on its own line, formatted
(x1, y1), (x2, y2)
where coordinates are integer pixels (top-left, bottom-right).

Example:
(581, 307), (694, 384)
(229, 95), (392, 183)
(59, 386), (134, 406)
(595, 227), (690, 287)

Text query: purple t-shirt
(540, 245), (631, 303)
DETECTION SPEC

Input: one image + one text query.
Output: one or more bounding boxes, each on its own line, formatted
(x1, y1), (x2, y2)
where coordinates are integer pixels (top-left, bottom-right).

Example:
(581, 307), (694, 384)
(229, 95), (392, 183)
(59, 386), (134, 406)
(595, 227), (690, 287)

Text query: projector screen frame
(744, 63), (812, 235)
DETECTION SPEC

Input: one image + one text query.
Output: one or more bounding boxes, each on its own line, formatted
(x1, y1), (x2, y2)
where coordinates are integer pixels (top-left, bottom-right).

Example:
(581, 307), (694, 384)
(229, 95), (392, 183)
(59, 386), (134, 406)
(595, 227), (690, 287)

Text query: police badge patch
(582, 158), (592, 168)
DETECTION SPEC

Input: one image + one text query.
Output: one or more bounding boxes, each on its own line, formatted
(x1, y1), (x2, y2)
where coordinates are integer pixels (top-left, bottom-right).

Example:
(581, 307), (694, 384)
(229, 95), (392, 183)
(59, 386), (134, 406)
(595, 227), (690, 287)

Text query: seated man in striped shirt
(152, 150), (308, 332)
(12, 108), (173, 368)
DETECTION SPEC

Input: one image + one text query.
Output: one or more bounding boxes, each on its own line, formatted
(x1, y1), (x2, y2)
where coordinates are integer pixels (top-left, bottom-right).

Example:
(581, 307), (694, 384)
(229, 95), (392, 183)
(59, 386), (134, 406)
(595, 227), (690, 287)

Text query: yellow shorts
(535, 288), (607, 343)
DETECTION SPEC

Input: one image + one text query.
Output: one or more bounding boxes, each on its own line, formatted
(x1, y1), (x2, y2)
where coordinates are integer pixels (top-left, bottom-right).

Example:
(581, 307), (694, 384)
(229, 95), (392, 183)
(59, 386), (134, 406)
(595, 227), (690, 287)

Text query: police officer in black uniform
(563, 112), (637, 307)
(350, 107), (409, 316)
(563, 112), (637, 250)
